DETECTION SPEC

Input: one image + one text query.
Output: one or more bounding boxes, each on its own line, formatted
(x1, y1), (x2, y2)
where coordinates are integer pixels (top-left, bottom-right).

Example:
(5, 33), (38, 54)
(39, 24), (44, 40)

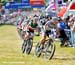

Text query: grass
(0, 25), (75, 65)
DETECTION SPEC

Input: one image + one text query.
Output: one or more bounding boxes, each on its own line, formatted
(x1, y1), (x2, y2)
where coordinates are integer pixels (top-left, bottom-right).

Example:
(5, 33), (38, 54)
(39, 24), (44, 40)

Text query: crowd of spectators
(0, 5), (18, 25)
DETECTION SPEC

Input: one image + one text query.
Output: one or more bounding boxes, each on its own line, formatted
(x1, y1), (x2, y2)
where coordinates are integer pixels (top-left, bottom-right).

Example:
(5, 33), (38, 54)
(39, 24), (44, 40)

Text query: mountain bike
(35, 38), (55, 60)
(21, 31), (33, 54)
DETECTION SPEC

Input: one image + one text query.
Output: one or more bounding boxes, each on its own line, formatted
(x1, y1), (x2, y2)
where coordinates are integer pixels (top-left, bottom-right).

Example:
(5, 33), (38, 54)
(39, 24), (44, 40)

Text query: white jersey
(45, 20), (56, 31)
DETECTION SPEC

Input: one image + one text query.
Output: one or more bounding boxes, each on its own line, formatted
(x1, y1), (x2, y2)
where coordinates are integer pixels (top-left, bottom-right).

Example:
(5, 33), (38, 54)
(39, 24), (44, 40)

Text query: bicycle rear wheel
(22, 40), (27, 53)
(44, 40), (55, 60)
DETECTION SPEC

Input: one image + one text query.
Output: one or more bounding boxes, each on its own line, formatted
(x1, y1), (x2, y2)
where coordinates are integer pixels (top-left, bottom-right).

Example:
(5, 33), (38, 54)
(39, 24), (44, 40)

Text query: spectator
(71, 17), (75, 48)
(5, 9), (10, 16)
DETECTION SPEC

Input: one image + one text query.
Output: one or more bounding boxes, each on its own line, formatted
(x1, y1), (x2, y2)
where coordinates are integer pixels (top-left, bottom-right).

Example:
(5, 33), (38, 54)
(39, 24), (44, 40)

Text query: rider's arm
(45, 21), (52, 30)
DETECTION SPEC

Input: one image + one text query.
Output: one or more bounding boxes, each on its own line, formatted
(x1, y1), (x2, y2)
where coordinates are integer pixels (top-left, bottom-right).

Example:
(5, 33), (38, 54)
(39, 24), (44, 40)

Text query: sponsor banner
(5, 0), (45, 9)
(30, 0), (45, 6)
(5, 2), (31, 9)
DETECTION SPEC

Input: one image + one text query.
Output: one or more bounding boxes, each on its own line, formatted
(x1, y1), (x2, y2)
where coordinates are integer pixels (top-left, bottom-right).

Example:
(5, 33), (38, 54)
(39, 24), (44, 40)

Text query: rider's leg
(17, 28), (23, 39)
(30, 32), (34, 44)
(30, 32), (34, 39)
(36, 27), (40, 36)
(39, 32), (46, 45)
(24, 32), (30, 40)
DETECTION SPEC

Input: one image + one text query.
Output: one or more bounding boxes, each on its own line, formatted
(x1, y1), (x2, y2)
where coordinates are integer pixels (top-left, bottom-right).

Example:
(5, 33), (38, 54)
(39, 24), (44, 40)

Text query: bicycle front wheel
(44, 40), (55, 60)
(25, 39), (33, 55)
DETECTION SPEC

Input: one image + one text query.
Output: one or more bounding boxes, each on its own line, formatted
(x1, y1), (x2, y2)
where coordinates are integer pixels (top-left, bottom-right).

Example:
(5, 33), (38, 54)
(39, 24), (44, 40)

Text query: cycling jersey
(30, 22), (38, 28)
(17, 20), (23, 29)
(16, 15), (29, 30)
(16, 15), (24, 29)
(45, 21), (56, 31)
